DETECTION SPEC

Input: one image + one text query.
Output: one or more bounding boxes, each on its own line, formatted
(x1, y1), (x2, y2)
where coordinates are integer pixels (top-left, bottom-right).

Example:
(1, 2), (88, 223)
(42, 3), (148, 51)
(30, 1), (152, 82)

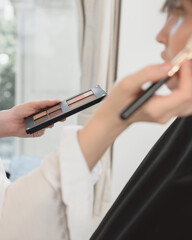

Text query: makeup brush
(120, 36), (192, 120)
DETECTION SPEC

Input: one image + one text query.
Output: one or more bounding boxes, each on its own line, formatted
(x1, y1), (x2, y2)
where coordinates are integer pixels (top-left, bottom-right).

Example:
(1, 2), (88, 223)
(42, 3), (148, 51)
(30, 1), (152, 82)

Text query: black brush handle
(120, 76), (170, 120)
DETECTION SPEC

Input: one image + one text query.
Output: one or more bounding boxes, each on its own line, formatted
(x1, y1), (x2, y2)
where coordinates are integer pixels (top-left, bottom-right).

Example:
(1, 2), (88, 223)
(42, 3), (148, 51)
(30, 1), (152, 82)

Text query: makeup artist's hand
(127, 60), (192, 123)
(0, 99), (62, 138)
(78, 60), (192, 170)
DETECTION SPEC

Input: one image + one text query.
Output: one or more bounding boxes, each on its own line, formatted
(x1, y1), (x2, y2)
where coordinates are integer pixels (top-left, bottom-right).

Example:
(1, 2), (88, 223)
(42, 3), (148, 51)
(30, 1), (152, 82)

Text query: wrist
(0, 109), (13, 137)
(78, 110), (131, 170)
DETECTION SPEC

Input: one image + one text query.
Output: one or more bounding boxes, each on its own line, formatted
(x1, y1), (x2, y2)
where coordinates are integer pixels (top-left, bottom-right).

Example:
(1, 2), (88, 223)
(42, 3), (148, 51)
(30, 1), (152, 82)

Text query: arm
(0, 150), (70, 239)
(0, 99), (61, 138)
(79, 61), (192, 170)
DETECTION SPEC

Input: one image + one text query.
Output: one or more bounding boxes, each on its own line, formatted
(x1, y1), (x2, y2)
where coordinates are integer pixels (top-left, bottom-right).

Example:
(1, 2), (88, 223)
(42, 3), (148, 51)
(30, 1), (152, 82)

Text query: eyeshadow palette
(25, 85), (107, 134)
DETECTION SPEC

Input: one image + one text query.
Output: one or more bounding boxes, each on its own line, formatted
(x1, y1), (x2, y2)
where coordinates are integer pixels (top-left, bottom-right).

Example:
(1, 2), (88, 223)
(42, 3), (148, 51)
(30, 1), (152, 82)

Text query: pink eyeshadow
(83, 90), (94, 97)
(49, 109), (62, 118)
(34, 115), (48, 125)
(67, 90), (93, 105)
(33, 111), (47, 120)
(47, 104), (61, 114)
(68, 94), (96, 110)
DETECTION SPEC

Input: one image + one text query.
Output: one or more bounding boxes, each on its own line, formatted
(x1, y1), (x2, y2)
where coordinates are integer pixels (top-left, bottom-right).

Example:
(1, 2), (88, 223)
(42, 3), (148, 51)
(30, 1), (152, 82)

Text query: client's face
(156, 0), (192, 89)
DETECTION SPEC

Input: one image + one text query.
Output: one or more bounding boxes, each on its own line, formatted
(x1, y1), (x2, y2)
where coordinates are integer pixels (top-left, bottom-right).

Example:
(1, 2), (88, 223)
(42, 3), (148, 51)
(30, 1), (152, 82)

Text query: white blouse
(0, 126), (102, 240)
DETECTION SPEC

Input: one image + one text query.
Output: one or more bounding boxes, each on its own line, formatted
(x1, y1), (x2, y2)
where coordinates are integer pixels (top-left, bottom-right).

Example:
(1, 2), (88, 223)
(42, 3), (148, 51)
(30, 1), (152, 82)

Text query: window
(0, 0), (80, 178)
(15, 0), (80, 158)
(0, 0), (16, 172)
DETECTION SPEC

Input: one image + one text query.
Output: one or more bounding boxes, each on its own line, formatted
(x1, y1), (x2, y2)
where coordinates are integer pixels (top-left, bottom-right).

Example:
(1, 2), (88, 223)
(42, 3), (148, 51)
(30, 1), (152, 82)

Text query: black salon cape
(90, 116), (192, 240)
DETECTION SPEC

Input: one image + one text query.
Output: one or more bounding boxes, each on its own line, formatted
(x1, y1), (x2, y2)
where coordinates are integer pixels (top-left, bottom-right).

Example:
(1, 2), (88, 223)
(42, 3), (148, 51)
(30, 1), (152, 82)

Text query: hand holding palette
(25, 85), (107, 134)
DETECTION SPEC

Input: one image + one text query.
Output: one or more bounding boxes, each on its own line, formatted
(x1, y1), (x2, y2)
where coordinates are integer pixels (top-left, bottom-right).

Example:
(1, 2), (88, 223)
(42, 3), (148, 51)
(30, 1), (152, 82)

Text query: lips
(161, 51), (167, 61)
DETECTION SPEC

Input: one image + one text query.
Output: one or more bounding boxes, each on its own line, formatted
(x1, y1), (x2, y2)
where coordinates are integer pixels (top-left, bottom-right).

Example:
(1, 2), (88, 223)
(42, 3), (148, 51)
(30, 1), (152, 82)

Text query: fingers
(145, 92), (192, 123)
(31, 119), (67, 137)
(123, 62), (173, 94)
(178, 60), (192, 92)
(47, 124), (54, 128)
(60, 118), (66, 122)
(33, 99), (61, 111)
(139, 60), (192, 122)
(168, 60), (192, 117)
(32, 129), (45, 138)
(141, 94), (183, 123)
(123, 59), (192, 125)
(18, 99), (61, 119)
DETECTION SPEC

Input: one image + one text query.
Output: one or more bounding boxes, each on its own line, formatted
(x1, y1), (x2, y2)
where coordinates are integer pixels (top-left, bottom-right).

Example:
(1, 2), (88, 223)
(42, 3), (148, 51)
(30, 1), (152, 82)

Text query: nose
(156, 16), (173, 46)
(156, 26), (167, 45)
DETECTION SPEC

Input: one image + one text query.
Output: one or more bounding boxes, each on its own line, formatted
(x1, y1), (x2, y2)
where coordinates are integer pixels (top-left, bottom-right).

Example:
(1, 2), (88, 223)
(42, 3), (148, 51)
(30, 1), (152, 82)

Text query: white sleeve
(0, 126), (101, 240)
(59, 126), (102, 240)
(0, 160), (10, 217)
(0, 150), (71, 240)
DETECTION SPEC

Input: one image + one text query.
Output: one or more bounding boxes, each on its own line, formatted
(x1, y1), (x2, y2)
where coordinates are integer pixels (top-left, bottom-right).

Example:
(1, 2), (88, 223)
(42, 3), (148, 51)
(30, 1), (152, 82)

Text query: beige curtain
(75, 0), (122, 219)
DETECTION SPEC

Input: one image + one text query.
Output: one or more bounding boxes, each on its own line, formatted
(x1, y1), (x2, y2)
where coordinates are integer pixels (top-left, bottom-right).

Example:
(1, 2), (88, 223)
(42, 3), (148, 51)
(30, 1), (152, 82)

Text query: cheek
(169, 35), (184, 57)
(168, 18), (191, 59)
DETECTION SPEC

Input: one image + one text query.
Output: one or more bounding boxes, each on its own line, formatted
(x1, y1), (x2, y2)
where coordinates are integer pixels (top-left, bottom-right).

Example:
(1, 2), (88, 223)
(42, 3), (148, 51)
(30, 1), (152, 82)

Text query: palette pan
(25, 85), (107, 134)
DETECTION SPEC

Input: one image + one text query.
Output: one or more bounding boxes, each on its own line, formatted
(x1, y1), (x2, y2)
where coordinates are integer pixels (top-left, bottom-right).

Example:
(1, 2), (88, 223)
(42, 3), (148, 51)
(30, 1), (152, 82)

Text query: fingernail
(162, 62), (173, 72)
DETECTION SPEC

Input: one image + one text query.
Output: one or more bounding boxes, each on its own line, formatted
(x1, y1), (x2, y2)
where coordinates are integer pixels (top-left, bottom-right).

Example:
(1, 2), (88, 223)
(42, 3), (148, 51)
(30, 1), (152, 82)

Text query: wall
(14, 0), (80, 158)
(112, 0), (174, 201)
(13, 0), (174, 205)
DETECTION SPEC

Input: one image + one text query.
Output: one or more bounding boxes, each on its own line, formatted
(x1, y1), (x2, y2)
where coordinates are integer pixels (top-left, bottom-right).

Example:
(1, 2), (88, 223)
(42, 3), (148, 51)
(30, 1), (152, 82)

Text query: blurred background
(0, 0), (16, 172)
(0, 0), (80, 176)
(0, 0), (173, 205)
